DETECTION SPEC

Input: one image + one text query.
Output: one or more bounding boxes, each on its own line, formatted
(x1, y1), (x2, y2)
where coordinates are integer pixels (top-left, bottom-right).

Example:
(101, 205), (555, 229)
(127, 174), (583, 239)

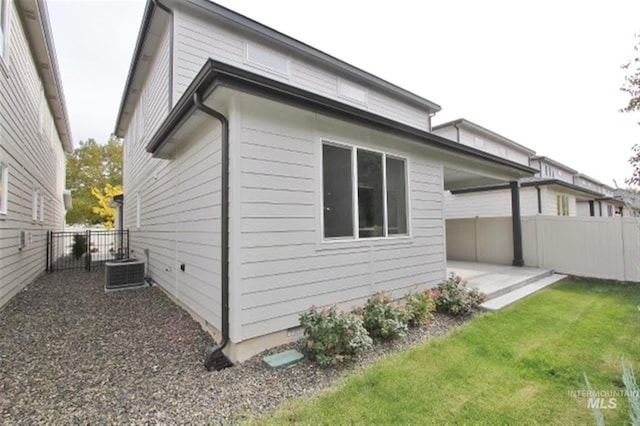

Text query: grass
(265, 278), (640, 425)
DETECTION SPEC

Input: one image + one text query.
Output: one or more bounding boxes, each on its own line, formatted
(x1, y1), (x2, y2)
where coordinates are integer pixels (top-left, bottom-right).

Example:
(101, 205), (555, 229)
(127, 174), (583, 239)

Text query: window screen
(386, 157), (407, 235)
(323, 144), (353, 238)
(357, 149), (383, 238)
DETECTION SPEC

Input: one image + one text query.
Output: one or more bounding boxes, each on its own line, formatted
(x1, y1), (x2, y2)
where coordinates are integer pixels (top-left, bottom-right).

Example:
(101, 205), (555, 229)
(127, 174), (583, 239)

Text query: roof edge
(113, 0), (156, 137)
(146, 59), (536, 178)
(433, 118), (536, 155)
(18, 0), (73, 152)
(187, 0), (441, 112)
(116, 0), (443, 137)
(529, 155), (578, 174)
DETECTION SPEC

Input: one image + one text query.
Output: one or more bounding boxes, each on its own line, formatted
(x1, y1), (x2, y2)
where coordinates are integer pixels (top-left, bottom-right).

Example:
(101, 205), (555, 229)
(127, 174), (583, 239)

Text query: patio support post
(510, 181), (525, 266)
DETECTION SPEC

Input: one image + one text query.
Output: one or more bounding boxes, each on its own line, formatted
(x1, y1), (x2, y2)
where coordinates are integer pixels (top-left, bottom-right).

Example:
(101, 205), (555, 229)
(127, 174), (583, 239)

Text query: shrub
(299, 305), (372, 366)
(430, 273), (487, 316)
(72, 234), (87, 259)
(403, 290), (435, 327)
(357, 292), (408, 341)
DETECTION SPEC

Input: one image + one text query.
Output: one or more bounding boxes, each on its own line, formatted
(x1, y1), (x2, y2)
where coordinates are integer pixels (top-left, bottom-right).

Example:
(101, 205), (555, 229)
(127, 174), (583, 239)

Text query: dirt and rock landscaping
(0, 270), (472, 424)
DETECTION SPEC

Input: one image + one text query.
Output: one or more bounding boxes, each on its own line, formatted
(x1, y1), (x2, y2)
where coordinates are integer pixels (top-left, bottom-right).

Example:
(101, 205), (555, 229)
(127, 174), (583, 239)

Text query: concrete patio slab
(481, 273), (568, 311)
(447, 260), (567, 310)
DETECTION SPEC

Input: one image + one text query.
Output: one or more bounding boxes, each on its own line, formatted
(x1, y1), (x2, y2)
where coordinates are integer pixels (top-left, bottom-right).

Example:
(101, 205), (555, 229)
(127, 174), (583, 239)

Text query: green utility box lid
(263, 349), (304, 369)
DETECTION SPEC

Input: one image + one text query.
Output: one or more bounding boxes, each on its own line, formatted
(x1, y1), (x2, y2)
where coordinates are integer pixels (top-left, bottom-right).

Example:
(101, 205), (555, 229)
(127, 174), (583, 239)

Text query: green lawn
(266, 278), (640, 425)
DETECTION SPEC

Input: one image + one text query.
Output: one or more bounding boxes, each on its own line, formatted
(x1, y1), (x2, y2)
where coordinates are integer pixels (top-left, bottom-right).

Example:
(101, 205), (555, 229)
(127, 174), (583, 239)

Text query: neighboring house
(432, 119), (534, 166)
(114, 0), (534, 367)
(0, 0), (72, 308)
(433, 119), (604, 219)
(571, 174), (620, 217)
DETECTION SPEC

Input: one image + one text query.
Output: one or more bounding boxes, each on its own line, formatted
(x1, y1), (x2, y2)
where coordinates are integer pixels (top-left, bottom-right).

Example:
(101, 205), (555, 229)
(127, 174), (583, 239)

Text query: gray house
(114, 0), (534, 368)
(0, 0), (72, 309)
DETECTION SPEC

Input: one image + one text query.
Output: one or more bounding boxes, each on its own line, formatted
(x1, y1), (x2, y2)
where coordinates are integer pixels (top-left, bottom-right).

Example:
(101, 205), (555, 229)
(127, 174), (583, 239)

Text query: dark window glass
(386, 157), (407, 235)
(323, 144), (353, 238)
(357, 149), (384, 238)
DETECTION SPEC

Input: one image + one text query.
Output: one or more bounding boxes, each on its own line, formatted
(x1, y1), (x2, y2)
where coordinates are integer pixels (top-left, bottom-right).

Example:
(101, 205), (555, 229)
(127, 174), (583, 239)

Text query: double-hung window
(556, 194), (569, 216)
(0, 162), (7, 215)
(322, 142), (408, 239)
(0, 0), (8, 64)
(32, 189), (39, 221)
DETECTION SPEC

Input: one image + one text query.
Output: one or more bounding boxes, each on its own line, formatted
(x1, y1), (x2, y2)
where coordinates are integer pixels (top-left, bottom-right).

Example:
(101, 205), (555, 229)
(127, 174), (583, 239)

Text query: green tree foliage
(66, 138), (122, 225)
(622, 33), (640, 186)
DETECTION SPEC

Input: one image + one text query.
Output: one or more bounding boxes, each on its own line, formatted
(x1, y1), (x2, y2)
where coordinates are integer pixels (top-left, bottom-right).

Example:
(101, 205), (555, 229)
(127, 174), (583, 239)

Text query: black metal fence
(47, 229), (129, 272)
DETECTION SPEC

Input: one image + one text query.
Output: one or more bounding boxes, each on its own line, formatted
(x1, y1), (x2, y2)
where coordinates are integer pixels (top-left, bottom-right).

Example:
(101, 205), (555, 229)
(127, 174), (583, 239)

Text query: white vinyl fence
(446, 216), (640, 282)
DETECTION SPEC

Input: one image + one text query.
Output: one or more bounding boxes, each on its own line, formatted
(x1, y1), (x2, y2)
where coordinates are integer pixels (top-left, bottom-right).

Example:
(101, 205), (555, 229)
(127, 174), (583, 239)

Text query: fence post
(126, 229), (129, 259)
(86, 230), (91, 272)
(46, 230), (50, 273)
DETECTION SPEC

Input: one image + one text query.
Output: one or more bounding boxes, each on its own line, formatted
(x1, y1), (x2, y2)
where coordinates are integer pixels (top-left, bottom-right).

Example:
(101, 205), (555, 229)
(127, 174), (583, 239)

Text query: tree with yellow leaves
(91, 183), (123, 229)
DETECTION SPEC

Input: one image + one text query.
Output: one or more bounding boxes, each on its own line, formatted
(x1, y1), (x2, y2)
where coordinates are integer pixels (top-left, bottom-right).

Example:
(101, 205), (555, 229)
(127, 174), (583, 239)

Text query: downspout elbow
(453, 124), (461, 144)
(193, 92), (233, 371)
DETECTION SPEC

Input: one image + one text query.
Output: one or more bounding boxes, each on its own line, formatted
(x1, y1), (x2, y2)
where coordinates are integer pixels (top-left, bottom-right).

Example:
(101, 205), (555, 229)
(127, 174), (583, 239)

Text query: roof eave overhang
(451, 178), (604, 198)
(146, 59), (536, 181)
(16, 0), (73, 152)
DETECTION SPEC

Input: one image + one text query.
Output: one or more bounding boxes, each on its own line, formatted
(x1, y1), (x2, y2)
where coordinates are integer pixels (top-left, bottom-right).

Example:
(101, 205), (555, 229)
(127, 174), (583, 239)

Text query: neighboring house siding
(0, 2), (66, 308)
(544, 188), (576, 216)
(537, 161), (574, 184)
(172, 6), (430, 132)
(576, 200), (591, 217)
(444, 187), (539, 219)
(432, 126), (457, 142)
(234, 93), (446, 341)
(433, 127), (531, 166)
(123, 20), (223, 330)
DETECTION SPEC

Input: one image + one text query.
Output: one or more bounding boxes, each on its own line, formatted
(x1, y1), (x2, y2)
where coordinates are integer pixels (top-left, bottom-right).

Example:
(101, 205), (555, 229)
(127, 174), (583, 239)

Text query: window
(0, 0), (8, 63)
(136, 90), (145, 145)
(32, 189), (39, 221)
(386, 157), (408, 235)
(135, 193), (141, 228)
(607, 205), (613, 217)
(357, 149), (384, 238)
(323, 144), (353, 238)
(322, 142), (408, 239)
(39, 86), (48, 138)
(0, 162), (7, 214)
(556, 195), (569, 216)
(39, 194), (44, 222)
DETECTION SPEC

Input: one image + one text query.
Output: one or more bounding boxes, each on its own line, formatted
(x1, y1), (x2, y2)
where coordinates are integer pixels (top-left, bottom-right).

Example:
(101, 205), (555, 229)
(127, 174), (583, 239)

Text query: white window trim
(0, 0), (10, 74)
(32, 188), (39, 221)
(0, 162), (8, 215)
(136, 89), (145, 146)
(38, 193), (44, 222)
(135, 192), (141, 229)
(319, 139), (411, 244)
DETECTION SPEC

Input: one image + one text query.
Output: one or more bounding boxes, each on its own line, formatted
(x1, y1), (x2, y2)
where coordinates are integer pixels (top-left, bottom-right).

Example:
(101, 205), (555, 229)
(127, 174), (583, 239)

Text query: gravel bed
(0, 271), (475, 424)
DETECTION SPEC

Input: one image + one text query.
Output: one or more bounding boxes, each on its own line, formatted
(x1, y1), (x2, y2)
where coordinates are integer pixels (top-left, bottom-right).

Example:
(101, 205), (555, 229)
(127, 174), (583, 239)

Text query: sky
(47, 0), (640, 187)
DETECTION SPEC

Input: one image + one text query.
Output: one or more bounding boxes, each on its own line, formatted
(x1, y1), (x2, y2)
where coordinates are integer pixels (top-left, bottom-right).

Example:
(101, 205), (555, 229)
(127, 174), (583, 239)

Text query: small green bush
(72, 234), (87, 259)
(403, 290), (435, 327)
(299, 305), (372, 366)
(356, 292), (408, 341)
(430, 273), (487, 316)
